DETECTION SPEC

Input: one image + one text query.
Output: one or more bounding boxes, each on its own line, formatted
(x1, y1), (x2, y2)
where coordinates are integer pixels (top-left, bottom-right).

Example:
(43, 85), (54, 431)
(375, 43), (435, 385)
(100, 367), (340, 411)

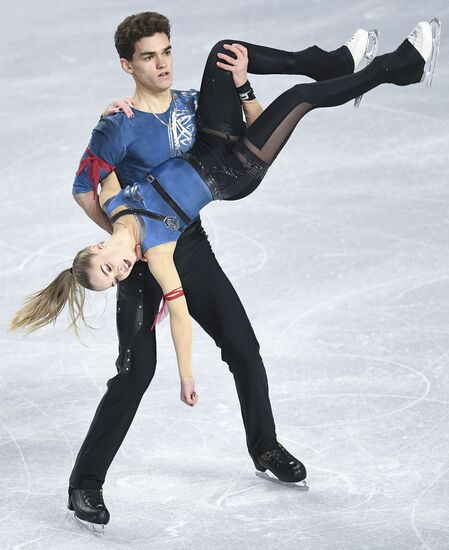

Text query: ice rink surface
(1, 0), (449, 548)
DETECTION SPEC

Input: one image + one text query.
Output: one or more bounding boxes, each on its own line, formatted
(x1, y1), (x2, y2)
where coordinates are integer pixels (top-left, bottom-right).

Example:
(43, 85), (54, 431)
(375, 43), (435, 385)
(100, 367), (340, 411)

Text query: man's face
(88, 243), (136, 291)
(122, 33), (173, 92)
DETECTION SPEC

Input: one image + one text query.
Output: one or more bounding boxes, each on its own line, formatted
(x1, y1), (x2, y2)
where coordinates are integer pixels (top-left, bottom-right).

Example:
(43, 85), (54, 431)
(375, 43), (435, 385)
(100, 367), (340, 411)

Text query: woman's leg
(247, 41), (423, 153)
(218, 39), (426, 199)
(242, 40), (354, 81)
(195, 38), (355, 137)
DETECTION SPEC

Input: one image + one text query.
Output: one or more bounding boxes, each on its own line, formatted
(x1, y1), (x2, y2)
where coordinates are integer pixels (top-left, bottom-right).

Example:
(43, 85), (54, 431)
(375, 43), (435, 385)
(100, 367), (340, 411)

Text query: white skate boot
(406, 18), (441, 87)
(344, 28), (380, 108)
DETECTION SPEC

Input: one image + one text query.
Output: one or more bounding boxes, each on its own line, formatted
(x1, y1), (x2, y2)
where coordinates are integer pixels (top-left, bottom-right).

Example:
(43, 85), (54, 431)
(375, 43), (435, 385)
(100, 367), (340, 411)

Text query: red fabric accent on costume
(150, 287), (185, 331)
(76, 147), (116, 199)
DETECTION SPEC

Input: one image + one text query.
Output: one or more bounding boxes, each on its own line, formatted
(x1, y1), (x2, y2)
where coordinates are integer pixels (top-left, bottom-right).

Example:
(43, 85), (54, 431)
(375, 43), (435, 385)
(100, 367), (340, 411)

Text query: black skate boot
(253, 442), (308, 490)
(68, 486), (110, 533)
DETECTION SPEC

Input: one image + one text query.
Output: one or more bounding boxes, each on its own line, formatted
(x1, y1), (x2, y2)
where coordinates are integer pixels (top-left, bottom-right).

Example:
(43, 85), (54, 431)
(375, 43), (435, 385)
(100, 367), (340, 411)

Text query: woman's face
(88, 242), (137, 290)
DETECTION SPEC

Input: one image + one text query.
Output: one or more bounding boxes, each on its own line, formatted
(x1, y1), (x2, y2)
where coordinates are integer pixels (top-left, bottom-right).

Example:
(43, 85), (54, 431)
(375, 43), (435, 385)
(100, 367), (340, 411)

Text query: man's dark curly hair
(115, 12), (171, 60)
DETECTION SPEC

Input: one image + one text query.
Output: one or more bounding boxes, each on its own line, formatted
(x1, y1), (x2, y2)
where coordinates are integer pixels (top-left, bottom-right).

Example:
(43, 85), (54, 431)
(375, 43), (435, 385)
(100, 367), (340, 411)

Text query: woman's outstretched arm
(145, 244), (198, 407)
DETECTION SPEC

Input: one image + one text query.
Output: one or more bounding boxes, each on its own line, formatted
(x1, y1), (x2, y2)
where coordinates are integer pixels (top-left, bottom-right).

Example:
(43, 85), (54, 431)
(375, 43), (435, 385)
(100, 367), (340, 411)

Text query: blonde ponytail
(9, 246), (95, 334)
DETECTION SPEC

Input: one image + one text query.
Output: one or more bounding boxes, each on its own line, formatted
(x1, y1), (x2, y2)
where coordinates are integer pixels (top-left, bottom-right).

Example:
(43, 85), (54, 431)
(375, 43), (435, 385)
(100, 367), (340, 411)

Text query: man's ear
(120, 58), (133, 75)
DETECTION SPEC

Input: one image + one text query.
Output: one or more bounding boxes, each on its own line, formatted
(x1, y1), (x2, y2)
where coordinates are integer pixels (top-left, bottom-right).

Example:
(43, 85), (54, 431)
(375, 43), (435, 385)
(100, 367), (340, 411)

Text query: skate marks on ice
(2, 0), (449, 548)
(0, 417), (32, 525)
(200, 209), (269, 282)
(410, 466), (449, 550)
(204, 455), (382, 546)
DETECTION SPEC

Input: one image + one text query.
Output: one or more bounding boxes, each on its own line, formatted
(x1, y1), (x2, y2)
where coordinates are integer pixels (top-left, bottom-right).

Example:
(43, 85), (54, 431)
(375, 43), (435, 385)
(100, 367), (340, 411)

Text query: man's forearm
(73, 192), (113, 234)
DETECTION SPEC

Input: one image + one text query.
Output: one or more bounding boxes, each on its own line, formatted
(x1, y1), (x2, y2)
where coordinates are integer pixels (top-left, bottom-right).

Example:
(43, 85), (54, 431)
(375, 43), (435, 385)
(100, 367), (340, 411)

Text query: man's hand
(102, 98), (134, 118)
(135, 244), (147, 262)
(180, 376), (199, 407)
(216, 43), (249, 88)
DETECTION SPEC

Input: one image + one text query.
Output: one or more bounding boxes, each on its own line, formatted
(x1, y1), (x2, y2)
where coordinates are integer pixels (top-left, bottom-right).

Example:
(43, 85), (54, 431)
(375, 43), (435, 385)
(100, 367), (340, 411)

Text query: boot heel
(252, 457), (266, 472)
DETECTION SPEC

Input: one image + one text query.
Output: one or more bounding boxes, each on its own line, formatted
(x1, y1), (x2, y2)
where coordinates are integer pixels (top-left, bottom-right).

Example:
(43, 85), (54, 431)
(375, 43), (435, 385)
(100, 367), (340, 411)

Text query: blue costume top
(102, 157), (213, 252)
(72, 90), (199, 196)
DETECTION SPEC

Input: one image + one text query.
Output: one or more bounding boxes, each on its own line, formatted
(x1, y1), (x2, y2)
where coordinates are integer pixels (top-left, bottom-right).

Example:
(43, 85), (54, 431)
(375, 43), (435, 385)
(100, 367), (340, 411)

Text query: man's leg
(69, 261), (162, 490)
(174, 221), (277, 460)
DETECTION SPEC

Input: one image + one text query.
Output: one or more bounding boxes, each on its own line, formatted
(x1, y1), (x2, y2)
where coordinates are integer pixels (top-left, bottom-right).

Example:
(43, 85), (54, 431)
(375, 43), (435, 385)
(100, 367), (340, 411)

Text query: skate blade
(67, 510), (105, 535)
(354, 29), (380, 108)
(424, 18), (441, 87)
(255, 470), (309, 491)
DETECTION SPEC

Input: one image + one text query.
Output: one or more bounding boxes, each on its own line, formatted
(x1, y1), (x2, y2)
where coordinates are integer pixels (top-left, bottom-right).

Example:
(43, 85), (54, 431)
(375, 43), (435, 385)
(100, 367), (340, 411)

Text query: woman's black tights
(195, 38), (354, 136)
(192, 38), (425, 200)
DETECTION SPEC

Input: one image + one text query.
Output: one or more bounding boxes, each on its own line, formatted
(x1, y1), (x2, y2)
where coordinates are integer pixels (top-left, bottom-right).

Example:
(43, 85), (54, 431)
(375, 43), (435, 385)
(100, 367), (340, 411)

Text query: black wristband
(236, 80), (256, 101)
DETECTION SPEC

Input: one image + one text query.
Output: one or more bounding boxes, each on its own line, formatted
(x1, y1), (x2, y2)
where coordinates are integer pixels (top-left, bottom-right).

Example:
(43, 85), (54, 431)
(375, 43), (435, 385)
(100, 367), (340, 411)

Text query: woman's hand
(102, 98), (134, 118)
(216, 43), (249, 88)
(180, 376), (199, 407)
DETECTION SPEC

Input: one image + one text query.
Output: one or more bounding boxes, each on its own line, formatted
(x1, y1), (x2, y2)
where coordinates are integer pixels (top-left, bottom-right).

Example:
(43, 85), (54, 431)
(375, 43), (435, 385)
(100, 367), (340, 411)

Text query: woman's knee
(211, 39), (239, 55)
(207, 39), (241, 65)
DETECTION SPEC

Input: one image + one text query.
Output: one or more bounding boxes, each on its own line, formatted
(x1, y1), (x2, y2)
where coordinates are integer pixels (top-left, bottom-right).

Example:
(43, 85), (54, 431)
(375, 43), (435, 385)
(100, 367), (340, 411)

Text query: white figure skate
(406, 18), (442, 87)
(345, 28), (380, 108)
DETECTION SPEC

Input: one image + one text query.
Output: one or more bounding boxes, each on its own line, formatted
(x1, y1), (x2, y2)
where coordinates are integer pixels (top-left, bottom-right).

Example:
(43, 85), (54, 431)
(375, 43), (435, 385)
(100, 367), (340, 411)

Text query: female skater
(10, 20), (441, 408)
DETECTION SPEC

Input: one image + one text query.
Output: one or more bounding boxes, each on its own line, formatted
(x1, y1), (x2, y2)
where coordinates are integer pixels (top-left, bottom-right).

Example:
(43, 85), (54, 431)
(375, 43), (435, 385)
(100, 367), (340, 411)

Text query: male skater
(69, 10), (363, 529)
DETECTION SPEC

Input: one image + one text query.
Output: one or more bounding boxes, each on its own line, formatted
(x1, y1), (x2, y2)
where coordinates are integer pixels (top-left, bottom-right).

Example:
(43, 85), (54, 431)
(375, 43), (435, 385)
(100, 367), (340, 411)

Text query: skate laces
(261, 449), (284, 467)
(344, 29), (366, 51)
(407, 28), (421, 50)
(261, 444), (298, 470)
(83, 488), (106, 509)
(344, 32), (358, 59)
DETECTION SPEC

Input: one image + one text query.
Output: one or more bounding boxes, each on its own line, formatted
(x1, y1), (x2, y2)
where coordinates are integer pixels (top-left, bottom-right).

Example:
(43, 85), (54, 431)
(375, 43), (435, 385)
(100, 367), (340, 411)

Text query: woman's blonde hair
(9, 246), (97, 334)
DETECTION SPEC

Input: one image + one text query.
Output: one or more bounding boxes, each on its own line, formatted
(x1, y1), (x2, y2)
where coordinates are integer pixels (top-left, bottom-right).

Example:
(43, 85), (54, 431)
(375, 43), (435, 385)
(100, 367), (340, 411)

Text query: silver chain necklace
(152, 92), (177, 127)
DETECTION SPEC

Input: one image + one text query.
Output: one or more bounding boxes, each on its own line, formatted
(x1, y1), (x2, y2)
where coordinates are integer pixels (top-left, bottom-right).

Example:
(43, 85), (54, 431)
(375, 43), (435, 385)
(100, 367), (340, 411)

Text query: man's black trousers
(70, 219), (278, 489)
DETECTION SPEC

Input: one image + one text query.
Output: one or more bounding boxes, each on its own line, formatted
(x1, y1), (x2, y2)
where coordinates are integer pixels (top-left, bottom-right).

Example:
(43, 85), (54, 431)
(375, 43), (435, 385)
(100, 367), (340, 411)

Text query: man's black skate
(68, 487), (110, 533)
(253, 442), (308, 490)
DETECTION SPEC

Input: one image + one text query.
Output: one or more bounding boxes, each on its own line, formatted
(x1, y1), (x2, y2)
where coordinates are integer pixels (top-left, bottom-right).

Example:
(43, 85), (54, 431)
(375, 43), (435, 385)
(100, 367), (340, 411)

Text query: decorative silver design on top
(167, 90), (198, 157)
(164, 216), (180, 231)
(123, 182), (144, 203)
